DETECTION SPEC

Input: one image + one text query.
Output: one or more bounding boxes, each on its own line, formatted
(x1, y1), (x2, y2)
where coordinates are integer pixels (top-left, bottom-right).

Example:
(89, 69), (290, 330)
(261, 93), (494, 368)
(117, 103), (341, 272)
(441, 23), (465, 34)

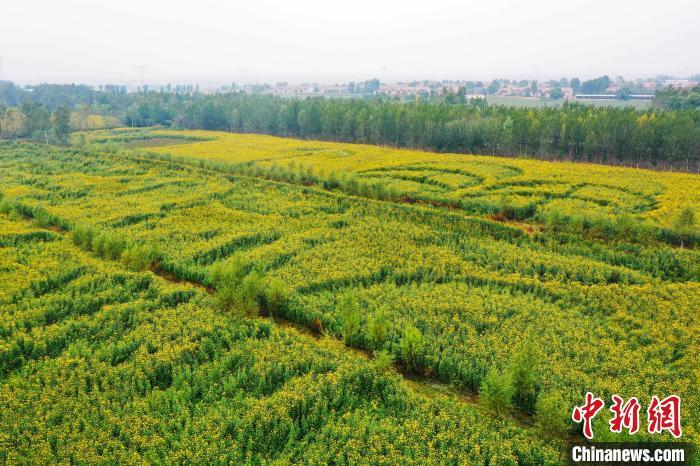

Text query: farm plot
(1, 141), (698, 450)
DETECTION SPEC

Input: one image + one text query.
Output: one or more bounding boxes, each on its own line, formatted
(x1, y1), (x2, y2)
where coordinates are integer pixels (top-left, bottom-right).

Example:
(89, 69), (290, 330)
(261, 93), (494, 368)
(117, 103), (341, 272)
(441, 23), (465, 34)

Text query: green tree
(236, 270), (266, 316)
(508, 342), (539, 413)
(338, 293), (362, 344)
(570, 78), (581, 93)
(549, 87), (564, 100)
(487, 80), (501, 95)
(366, 306), (391, 350)
(261, 278), (288, 317)
(399, 324), (423, 372)
(21, 102), (51, 139)
(370, 350), (394, 373)
(121, 243), (160, 271)
(617, 86), (632, 100)
(0, 107), (27, 139)
(674, 206), (696, 248)
(210, 257), (247, 289)
(51, 106), (71, 143)
(501, 116), (514, 154)
(211, 258), (265, 316)
(581, 75), (611, 94)
(480, 367), (513, 416)
(530, 80), (539, 95)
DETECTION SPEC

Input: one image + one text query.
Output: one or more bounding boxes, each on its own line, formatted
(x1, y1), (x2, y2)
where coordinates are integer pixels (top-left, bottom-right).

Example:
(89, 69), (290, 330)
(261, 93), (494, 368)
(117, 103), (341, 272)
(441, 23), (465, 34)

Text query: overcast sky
(1, 0), (698, 86)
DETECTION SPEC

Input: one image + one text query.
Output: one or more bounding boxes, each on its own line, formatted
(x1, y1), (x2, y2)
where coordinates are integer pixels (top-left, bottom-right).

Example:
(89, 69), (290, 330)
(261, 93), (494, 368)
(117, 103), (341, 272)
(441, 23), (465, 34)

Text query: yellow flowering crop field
(1, 130), (698, 462)
(132, 129), (699, 229)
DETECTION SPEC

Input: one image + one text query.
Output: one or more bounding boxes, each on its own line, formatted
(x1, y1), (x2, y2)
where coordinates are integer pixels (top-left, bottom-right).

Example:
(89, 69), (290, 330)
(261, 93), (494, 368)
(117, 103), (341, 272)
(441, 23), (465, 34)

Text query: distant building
(663, 79), (696, 88)
(270, 84), (315, 96)
(320, 85), (348, 94)
(496, 85), (531, 97)
(375, 84), (431, 97)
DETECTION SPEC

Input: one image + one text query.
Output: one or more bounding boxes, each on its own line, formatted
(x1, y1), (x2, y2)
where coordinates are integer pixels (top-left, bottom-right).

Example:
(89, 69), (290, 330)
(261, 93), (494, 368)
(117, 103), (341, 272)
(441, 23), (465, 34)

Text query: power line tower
(135, 65), (146, 89)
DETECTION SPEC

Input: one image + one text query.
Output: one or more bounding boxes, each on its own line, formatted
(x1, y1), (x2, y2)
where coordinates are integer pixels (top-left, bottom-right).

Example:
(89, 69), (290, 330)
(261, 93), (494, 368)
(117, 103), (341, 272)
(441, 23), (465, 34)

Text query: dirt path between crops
(128, 245), (538, 429)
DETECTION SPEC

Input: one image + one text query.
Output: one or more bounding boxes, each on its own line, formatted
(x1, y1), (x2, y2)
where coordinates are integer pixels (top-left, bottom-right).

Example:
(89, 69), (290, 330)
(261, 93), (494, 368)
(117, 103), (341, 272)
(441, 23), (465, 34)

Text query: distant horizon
(2, 0), (698, 87)
(3, 73), (698, 90)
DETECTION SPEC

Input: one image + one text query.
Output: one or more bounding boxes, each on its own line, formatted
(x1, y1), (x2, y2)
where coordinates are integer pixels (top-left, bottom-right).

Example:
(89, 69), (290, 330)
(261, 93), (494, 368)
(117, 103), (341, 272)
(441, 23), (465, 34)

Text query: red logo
(572, 392), (605, 440)
(572, 394), (681, 439)
(609, 395), (640, 434)
(647, 395), (682, 438)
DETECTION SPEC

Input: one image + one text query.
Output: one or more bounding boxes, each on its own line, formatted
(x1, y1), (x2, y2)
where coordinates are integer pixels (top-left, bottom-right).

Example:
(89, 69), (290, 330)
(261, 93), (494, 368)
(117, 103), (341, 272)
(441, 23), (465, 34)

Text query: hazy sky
(1, 0), (698, 85)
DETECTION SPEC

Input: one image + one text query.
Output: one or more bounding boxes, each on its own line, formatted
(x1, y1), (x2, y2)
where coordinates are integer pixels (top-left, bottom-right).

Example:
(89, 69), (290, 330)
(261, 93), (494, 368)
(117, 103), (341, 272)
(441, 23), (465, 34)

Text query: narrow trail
(268, 311), (529, 424)
(157, 265), (543, 431)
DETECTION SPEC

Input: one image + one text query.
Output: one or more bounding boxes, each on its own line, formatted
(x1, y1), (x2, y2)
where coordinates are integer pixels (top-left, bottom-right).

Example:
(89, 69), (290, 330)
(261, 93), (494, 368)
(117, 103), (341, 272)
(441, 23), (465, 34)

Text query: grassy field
(0, 129), (698, 462)
(486, 95), (652, 109)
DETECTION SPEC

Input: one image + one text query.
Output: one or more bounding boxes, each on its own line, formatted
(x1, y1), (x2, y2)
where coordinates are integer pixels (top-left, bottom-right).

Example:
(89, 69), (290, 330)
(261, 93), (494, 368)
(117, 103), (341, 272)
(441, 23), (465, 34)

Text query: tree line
(126, 92), (700, 170)
(0, 102), (71, 142)
(653, 85), (700, 111)
(1, 80), (699, 170)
